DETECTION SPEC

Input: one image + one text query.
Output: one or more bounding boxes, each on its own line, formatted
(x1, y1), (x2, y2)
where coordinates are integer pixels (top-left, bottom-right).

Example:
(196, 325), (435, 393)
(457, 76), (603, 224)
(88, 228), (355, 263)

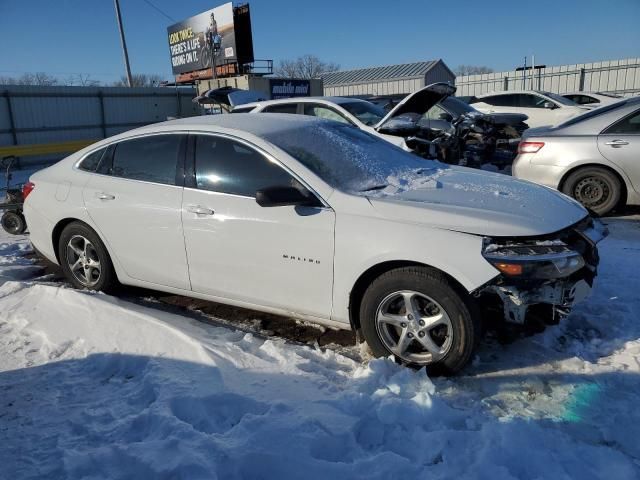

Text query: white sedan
(232, 83), (457, 150)
(24, 114), (605, 373)
(471, 90), (588, 128)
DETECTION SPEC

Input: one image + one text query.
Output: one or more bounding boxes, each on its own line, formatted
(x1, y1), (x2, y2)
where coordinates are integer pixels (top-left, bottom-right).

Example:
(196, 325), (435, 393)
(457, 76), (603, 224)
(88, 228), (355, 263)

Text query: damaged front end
(474, 216), (608, 325)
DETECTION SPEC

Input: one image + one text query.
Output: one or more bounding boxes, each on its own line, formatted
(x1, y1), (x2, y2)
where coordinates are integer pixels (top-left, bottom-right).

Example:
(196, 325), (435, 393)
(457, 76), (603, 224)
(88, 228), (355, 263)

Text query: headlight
(482, 240), (585, 280)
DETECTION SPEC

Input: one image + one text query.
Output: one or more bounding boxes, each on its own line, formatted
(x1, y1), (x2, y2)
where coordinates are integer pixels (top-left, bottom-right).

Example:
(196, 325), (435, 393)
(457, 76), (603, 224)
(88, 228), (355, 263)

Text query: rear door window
(263, 103), (299, 114)
(481, 94), (517, 107)
(110, 134), (184, 185)
(603, 109), (640, 134)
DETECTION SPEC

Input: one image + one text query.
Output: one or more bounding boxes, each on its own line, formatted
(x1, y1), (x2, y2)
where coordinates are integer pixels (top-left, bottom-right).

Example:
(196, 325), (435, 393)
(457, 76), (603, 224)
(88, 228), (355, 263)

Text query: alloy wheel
(375, 290), (453, 364)
(66, 235), (102, 287)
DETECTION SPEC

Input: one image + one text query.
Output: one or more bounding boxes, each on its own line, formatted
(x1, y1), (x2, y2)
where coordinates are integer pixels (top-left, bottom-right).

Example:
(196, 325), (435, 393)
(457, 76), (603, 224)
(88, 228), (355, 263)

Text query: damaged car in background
(235, 83), (529, 170)
(380, 90), (529, 169)
(24, 115), (606, 374)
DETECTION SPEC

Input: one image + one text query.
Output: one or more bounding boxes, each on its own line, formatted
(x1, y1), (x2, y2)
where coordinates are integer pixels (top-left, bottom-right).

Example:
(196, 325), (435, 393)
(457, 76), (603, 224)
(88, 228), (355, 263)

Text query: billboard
(168, 3), (253, 77)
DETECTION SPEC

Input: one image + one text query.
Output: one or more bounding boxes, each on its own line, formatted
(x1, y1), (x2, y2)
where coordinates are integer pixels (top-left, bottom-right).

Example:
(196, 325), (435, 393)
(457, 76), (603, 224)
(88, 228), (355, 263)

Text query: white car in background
(24, 114), (605, 374)
(471, 90), (588, 128)
(561, 92), (622, 108)
(232, 83), (457, 150)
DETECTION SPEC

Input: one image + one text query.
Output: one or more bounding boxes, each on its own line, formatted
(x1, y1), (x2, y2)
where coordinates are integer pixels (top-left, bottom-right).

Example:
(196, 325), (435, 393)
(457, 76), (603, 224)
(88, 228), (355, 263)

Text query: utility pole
(531, 55), (535, 90)
(113, 0), (133, 87)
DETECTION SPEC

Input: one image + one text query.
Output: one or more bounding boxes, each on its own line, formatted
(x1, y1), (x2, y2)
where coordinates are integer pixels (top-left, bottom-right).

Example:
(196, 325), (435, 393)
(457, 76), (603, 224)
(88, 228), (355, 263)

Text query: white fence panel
(456, 58), (640, 97)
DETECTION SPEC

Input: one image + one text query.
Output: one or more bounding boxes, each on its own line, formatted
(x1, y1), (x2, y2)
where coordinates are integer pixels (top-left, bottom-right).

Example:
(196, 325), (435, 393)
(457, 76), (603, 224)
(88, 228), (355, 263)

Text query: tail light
(518, 141), (545, 154)
(22, 181), (35, 200)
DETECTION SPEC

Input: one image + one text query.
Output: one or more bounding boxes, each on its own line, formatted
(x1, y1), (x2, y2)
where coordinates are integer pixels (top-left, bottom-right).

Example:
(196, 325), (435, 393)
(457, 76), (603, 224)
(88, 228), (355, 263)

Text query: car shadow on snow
(27, 254), (640, 376)
(1, 352), (639, 479)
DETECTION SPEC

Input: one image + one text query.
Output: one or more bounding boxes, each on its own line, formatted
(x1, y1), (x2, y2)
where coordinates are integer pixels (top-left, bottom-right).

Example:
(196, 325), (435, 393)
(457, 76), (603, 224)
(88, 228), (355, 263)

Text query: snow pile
(378, 168), (448, 195)
(1, 220), (640, 479)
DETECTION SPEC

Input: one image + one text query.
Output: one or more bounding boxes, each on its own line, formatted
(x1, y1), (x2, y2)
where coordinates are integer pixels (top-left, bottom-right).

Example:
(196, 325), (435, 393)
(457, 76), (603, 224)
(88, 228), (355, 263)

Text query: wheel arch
(51, 218), (108, 265)
(558, 163), (629, 206)
(348, 260), (471, 334)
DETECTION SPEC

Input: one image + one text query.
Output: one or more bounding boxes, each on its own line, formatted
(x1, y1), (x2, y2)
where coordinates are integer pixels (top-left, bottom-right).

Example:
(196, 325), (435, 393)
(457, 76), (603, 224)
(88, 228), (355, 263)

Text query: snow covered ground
(1, 216), (639, 479)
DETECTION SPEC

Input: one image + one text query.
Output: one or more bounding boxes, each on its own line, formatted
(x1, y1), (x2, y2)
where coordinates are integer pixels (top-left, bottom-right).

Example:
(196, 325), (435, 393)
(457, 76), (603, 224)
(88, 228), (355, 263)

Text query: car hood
(366, 166), (587, 237)
(374, 83), (456, 130)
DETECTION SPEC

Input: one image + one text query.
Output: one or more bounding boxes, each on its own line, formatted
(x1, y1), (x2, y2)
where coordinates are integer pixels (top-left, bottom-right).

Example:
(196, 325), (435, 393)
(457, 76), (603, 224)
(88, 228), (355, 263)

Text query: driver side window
(519, 94), (554, 109)
(303, 104), (351, 124)
(194, 135), (295, 197)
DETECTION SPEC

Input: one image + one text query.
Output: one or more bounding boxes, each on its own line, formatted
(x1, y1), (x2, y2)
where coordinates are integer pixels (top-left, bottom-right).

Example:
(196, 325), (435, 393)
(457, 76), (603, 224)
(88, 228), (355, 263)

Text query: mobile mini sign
(167, 3), (254, 79)
(269, 79), (311, 99)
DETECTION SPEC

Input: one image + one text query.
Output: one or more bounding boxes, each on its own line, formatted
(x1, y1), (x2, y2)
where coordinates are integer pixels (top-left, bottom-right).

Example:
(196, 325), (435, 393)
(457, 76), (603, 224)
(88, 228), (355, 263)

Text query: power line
(140, 0), (176, 22)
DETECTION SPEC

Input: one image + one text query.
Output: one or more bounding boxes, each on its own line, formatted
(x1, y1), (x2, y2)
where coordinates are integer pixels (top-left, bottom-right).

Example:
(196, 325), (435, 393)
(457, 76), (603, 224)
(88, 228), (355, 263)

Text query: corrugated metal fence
(455, 58), (640, 97)
(0, 85), (199, 166)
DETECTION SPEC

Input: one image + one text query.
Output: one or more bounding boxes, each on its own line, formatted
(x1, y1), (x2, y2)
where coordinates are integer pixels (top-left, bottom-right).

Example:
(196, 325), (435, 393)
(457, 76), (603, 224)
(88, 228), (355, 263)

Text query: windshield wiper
(360, 184), (388, 192)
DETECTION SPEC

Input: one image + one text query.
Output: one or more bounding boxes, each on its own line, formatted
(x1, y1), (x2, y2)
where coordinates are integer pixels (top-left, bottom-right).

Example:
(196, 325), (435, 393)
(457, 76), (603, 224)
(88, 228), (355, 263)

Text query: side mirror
(438, 112), (454, 122)
(543, 101), (556, 109)
(255, 186), (318, 207)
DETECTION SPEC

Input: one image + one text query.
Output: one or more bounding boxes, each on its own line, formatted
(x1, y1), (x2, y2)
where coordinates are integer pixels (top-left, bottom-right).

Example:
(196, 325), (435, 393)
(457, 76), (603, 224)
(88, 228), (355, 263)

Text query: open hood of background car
(374, 83), (457, 131)
(193, 87), (267, 108)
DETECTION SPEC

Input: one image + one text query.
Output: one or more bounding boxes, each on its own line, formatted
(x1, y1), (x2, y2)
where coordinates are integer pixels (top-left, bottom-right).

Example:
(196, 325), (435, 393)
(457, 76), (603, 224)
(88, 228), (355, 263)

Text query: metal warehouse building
(321, 60), (455, 97)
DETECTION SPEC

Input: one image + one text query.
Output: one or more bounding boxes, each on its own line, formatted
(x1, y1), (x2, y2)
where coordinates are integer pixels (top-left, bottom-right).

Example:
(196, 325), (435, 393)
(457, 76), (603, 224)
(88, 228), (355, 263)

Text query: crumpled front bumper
(478, 216), (607, 324)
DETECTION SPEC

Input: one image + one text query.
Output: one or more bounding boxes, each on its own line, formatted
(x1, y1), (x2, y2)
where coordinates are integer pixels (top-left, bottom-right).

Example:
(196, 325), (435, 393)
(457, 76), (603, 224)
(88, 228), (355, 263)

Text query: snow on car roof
(157, 112), (335, 136)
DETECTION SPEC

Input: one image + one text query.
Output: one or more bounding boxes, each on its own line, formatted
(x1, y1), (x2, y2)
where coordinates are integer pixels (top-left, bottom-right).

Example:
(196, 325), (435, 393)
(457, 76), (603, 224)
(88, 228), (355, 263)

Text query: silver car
(513, 96), (640, 216)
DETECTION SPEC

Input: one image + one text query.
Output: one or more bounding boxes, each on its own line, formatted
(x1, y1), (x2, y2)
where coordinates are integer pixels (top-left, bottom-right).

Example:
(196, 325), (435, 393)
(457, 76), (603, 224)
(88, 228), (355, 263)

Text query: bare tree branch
(112, 74), (165, 87)
(0, 72), (59, 86)
(274, 55), (340, 79)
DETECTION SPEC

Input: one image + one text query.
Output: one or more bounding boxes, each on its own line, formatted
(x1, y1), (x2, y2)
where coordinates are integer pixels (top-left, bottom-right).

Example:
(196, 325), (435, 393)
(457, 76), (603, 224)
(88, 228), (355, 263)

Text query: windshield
(339, 101), (386, 126)
(441, 97), (476, 116)
(542, 91), (580, 106)
(263, 121), (438, 192)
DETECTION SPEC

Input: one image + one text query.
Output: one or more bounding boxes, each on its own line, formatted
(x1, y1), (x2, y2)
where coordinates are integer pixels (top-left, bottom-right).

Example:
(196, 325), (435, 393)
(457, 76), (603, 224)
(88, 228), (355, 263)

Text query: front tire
(562, 166), (622, 216)
(58, 222), (117, 292)
(359, 267), (480, 375)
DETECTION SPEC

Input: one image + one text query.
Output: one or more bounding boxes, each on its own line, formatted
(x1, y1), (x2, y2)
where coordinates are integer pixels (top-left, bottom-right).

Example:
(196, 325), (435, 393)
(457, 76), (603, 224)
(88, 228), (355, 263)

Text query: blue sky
(1, 0), (638, 83)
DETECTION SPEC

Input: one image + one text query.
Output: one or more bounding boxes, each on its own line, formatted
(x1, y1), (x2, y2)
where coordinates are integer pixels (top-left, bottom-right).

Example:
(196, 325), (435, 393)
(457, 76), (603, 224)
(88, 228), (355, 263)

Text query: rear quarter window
(77, 148), (106, 172)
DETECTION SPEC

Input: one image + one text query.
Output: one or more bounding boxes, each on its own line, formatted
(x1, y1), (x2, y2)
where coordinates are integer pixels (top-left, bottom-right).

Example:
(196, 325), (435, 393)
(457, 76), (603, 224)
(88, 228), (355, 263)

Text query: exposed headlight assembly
(482, 240), (585, 280)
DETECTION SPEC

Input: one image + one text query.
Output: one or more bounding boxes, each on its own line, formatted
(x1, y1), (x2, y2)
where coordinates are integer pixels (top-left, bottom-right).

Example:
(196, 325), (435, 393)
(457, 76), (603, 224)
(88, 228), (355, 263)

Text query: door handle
(96, 192), (115, 200)
(605, 139), (629, 147)
(187, 205), (214, 215)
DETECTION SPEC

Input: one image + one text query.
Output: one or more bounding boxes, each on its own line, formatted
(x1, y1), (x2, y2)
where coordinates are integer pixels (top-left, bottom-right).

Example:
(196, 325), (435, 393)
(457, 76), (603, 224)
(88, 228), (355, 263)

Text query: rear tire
(58, 222), (117, 292)
(359, 267), (480, 375)
(1, 210), (26, 235)
(562, 167), (622, 216)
